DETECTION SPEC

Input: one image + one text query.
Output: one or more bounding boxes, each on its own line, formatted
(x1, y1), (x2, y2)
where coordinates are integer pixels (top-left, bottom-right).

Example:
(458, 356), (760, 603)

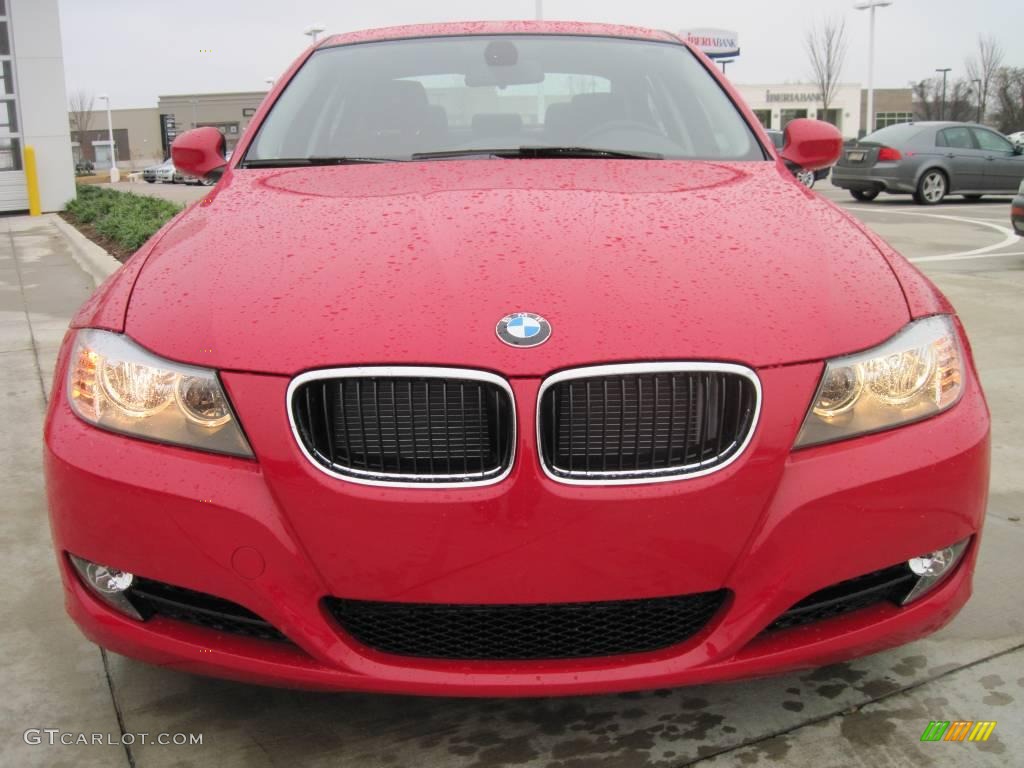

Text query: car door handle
(946, 153), (956, 159)
(985, 156), (996, 161)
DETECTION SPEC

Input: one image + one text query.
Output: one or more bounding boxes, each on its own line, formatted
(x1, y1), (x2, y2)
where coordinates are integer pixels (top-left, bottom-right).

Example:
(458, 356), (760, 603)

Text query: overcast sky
(59, 0), (1019, 109)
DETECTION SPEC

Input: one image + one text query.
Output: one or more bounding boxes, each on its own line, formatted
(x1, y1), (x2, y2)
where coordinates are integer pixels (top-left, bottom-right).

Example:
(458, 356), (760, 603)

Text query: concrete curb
(48, 213), (120, 288)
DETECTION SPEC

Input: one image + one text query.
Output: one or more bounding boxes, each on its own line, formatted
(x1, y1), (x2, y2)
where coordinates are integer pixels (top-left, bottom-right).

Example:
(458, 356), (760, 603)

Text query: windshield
(246, 35), (763, 163)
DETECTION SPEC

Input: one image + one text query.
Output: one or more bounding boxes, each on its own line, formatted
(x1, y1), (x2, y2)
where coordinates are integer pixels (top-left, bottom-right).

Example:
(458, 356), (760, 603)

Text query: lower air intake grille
(324, 591), (728, 660)
(764, 564), (917, 632)
(539, 364), (759, 482)
(128, 577), (289, 643)
(290, 370), (514, 484)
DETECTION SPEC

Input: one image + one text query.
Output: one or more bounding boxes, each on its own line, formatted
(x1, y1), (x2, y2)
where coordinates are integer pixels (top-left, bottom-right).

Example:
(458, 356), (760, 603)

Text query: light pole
(97, 94), (119, 183)
(936, 68), (951, 120)
(971, 77), (982, 123)
(303, 23), (325, 44)
(854, 1), (893, 136)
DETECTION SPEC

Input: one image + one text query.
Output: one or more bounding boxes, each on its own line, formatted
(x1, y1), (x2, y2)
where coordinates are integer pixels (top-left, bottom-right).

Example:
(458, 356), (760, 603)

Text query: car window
(971, 128), (1013, 153)
(246, 35), (763, 162)
(862, 123), (925, 146)
(938, 127), (974, 149)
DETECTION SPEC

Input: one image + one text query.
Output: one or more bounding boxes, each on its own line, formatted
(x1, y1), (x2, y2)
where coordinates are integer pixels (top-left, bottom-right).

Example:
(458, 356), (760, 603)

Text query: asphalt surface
(2, 177), (1022, 767)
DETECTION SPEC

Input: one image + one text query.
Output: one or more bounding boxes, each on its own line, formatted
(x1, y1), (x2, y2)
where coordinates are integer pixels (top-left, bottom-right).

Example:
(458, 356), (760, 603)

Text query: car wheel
(795, 170), (815, 189)
(850, 189), (879, 202)
(963, 194), (983, 201)
(914, 170), (947, 205)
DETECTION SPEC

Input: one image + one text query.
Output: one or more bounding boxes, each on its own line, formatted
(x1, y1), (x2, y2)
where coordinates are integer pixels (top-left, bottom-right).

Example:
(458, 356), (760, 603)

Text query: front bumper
(45, 349), (990, 696)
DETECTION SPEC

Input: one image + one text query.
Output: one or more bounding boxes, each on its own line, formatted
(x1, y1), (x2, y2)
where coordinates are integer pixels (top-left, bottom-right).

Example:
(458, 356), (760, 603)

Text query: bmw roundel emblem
(496, 312), (552, 348)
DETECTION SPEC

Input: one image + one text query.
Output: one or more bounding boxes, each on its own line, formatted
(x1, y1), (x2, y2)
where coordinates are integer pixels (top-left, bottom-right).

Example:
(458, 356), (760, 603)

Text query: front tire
(850, 189), (879, 202)
(914, 170), (947, 205)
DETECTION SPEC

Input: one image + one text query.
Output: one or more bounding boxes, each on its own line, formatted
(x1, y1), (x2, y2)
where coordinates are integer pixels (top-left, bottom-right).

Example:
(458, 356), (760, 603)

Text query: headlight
(795, 315), (964, 448)
(67, 329), (253, 457)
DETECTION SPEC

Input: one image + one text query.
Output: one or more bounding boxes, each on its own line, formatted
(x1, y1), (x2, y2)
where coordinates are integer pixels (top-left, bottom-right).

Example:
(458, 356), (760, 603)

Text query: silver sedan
(832, 121), (1024, 205)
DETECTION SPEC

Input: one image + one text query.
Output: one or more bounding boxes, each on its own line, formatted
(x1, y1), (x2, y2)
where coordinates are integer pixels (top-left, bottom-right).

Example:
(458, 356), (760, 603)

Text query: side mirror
(171, 127), (227, 182)
(780, 118), (843, 172)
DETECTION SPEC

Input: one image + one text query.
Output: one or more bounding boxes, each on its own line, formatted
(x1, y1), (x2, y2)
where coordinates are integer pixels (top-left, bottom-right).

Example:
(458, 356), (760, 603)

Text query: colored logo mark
(920, 721), (996, 742)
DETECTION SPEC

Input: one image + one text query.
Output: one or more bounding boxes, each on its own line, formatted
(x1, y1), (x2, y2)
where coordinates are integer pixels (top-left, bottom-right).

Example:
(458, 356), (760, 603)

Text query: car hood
(126, 160), (909, 376)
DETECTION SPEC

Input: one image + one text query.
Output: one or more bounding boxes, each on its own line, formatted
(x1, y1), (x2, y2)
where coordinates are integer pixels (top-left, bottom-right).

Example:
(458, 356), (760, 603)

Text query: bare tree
(991, 67), (1024, 134)
(911, 78), (976, 123)
(965, 35), (1004, 123)
(68, 90), (95, 143)
(805, 17), (848, 124)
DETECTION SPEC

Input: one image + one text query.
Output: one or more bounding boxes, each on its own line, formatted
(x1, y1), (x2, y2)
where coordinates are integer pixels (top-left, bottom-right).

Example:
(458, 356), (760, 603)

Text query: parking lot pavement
(3, 206), (1022, 767)
(98, 180), (209, 205)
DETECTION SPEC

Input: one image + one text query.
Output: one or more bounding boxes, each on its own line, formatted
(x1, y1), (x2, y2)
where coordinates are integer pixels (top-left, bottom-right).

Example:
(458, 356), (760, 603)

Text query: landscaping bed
(62, 184), (183, 263)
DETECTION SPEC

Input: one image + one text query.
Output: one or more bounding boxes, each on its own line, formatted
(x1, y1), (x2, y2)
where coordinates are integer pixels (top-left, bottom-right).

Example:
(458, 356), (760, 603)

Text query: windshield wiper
(411, 146), (663, 161)
(240, 156), (401, 168)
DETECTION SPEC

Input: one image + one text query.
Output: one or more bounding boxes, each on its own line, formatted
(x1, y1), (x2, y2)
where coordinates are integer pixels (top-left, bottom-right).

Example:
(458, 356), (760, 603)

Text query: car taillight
(877, 147), (902, 162)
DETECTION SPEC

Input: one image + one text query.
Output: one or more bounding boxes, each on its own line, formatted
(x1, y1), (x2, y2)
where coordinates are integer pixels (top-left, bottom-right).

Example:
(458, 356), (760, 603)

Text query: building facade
(735, 83), (863, 139)
(157, 92), (267, 156)
(70, 106), (161, 169)
(859, 88), (915, 134)
(2, 0), (74, 212)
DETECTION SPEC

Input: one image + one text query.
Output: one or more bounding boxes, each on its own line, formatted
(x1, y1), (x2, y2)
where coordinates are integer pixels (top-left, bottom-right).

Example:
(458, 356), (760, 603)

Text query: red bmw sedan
(45, 22), (990, 696)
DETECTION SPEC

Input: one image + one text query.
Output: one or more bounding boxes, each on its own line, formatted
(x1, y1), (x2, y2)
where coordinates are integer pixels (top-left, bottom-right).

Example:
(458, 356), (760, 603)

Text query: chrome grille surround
(287, 366), (516, 488)
(536, 362), (761, 485)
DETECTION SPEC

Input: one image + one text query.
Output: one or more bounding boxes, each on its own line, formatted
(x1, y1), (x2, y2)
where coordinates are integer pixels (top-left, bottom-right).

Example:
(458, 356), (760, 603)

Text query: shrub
(64, 185), (183, 253)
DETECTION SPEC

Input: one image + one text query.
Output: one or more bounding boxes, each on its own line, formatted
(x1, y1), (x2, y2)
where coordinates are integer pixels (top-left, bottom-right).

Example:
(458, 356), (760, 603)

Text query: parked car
(1013, 179), (1024, 235)
(142, 160), (175, 184)
(833, 121), (1024, 204)
(766, 129), (831, 188)
(46, 22), (989, 696)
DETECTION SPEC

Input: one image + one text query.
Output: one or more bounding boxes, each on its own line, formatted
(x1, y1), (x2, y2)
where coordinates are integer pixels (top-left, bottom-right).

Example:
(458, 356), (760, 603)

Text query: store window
(816, 108), (841, 129)
(874, 112), (913, 131)
(93, 141), (114, 167)
(0, 136), (19, 170)
(780, 109), (807, 130)
(751, 109), (771, 129)
(0, 2), (19, 173)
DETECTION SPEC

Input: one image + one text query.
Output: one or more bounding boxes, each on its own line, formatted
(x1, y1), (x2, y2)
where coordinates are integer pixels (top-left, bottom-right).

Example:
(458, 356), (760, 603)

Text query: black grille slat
(325, 591), (727, 660)
(128, 577), (290, 643)
(764, 564), (917, 632)
(293, 374), (513, 483)
(540, 369), (757, 480)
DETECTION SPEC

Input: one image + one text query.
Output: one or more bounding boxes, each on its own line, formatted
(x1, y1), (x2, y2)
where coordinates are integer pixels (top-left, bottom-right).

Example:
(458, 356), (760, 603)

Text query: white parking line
(848, 209), (1020, 262)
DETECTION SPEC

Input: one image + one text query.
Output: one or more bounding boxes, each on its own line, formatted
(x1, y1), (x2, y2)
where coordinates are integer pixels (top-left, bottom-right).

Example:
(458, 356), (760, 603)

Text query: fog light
(901, 538), (970, 605)
(68, 554), (143, 620)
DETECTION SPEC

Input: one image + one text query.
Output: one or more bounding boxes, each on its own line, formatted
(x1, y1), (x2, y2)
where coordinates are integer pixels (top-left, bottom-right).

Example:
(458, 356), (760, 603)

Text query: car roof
(319, 21), (682, 48)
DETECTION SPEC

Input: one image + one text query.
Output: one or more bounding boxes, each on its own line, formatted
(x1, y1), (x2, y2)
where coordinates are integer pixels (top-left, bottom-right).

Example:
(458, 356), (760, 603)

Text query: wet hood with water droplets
(125, 160), (909, 376)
